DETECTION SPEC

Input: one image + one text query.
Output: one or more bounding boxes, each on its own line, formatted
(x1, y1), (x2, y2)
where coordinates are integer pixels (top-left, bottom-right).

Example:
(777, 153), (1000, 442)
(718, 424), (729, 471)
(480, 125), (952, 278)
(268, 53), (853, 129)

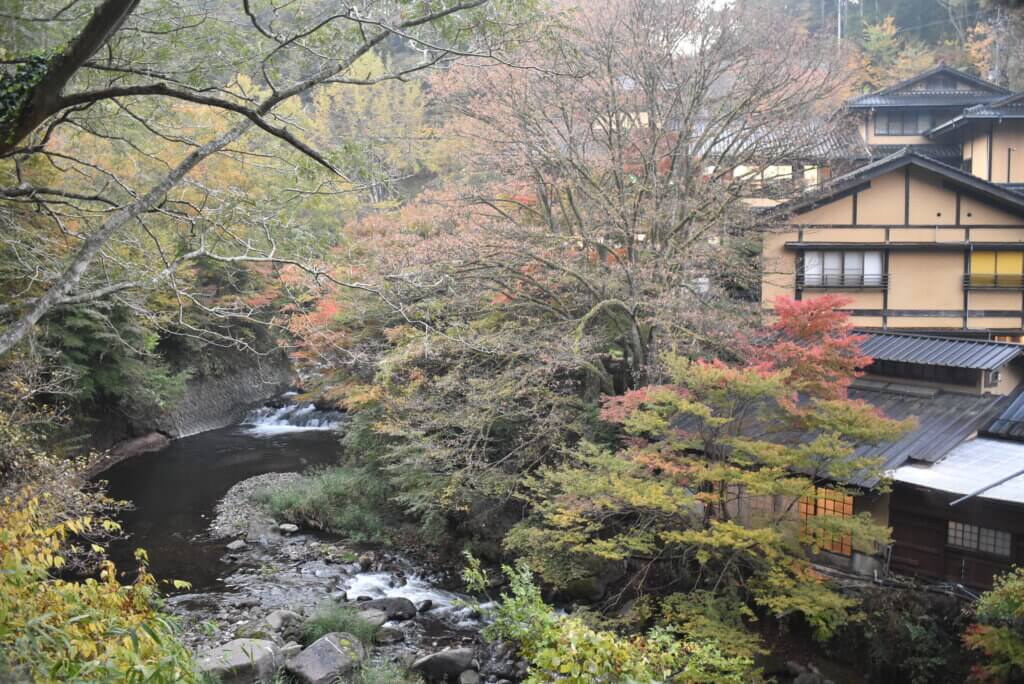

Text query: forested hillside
(773, 0), (1024, 89)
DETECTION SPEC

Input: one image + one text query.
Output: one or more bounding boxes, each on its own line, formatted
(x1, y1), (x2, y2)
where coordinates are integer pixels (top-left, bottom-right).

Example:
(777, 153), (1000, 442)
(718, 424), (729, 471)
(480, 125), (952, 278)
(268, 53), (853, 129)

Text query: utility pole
(837, 0), (842, 45)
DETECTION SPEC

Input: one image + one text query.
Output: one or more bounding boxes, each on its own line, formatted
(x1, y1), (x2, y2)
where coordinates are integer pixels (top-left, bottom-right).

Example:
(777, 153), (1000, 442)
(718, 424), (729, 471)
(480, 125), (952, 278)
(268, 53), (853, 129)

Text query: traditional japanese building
(759, 65), (1024, 589)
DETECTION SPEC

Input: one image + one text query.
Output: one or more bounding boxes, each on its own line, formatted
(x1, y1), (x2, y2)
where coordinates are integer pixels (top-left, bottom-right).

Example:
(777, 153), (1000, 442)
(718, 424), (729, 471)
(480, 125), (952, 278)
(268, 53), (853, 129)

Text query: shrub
(300, 603), (380, 645)
(463, 556), (756, 683)
(0, 491), (196, 682)
(255, 466), (391, 542)
(965, 567), (1024, 682)
(826, 586), (972, 684)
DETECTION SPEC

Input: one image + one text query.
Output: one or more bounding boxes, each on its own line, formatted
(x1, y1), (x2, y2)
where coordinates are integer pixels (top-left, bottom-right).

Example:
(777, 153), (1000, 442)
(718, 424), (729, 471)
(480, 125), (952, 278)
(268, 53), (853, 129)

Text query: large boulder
(411, 648), (477, 681)
(285, 632), (366, 684)
(358, 597), (416, 621)
(356, 608), (388, 628)
(197, 638), (280, 684)
(266, 609), (302, 633)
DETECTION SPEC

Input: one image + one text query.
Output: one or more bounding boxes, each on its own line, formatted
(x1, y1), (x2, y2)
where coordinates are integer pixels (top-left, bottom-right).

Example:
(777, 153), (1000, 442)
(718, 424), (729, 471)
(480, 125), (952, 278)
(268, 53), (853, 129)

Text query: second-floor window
(803, 250), (884, 287)
(874, 111), (933, 136)
(969, 251), (1024, 288)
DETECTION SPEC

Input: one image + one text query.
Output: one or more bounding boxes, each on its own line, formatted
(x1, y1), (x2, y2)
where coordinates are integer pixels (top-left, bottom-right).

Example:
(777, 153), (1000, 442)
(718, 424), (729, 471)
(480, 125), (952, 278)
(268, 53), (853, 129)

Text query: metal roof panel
(860, 332), (1023, 371)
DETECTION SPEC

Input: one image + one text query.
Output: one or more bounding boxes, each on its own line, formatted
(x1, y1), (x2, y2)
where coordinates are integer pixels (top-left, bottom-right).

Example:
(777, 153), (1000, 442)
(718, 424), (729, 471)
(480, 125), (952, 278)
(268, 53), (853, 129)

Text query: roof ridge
(874, 64), (1010, 97)
(858, 330), (1024, 348)
(767, 146), (1024, 217)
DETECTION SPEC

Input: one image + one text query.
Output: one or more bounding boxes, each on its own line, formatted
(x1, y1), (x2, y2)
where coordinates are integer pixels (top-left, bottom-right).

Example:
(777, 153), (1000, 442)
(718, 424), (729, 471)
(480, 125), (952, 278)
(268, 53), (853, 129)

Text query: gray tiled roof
(868, 144), (962, 163)
(698, 118), (868, 162)
(860, 332), (1024, 371)
(848, 92), (1005, 108)
(847, 381), (1010, 485)
(848, 65), (1009, 110)
(982, 390), (1024, 440)
(672, 376), (1009, 487)
(926, 94), (1024, 137)
(768, 147), (1024, 218)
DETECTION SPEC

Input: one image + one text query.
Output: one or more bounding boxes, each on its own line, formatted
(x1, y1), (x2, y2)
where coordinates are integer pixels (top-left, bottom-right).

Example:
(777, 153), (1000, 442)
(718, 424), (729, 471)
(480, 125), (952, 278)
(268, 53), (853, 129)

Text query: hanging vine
(0, 56), (50, 145)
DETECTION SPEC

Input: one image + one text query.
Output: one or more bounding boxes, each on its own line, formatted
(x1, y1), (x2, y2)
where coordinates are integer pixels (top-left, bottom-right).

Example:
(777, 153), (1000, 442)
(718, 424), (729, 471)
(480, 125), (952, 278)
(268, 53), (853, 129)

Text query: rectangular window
(823, 251), (842, 286)
(947, 521), (1011, 557)
(874, 110), (932, 136)
(800, 487), (854, 556)
(804, 251), (822, 287)
(864, 251), (883, 286)
(843, 252), (863, 286)
(802, 250), (884, 288)
(969, 251), (1024, 288)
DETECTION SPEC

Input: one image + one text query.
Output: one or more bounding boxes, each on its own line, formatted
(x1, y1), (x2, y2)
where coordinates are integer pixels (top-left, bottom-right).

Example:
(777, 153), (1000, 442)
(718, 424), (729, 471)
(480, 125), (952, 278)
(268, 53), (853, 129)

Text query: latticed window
(799, 487), (854, 556)
(947, 521), (1012, 558)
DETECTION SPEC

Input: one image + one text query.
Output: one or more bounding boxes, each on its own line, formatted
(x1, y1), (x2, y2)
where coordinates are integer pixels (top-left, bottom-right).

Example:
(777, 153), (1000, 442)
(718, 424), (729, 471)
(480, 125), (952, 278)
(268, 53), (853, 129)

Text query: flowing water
(100, 403), (343, 588)
(99, 402), (477, 637)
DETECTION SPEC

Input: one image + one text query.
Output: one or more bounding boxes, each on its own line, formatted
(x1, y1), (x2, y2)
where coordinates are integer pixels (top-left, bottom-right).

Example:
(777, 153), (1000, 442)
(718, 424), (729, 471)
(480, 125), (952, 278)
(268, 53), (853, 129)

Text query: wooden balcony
(964, 274), (1024, 290)
(797, 272), (888, 289)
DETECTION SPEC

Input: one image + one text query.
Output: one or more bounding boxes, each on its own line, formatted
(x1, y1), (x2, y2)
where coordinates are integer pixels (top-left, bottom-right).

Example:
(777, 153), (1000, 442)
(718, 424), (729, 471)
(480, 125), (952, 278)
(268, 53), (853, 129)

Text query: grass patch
(300, 603), (380, 645)
(354, 662), (423, 684)
(255, 466), (390, 542)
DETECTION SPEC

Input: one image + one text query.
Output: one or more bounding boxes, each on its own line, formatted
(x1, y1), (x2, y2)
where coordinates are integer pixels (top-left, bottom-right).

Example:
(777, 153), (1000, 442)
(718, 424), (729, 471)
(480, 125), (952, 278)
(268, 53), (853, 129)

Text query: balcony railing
(797, 272), (888, 289)
(964, 274), (1024, 290)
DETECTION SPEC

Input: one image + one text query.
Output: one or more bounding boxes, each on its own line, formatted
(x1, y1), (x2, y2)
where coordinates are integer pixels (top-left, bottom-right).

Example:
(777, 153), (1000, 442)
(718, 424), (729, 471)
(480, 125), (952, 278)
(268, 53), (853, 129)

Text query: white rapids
(241, 402), (345, 437)
(344, 571), (493, 629)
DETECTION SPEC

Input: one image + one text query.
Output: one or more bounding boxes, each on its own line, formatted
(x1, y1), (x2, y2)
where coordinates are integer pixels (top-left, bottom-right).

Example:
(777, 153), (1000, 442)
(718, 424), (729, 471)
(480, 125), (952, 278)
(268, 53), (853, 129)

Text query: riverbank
(172, 472), (526, 683)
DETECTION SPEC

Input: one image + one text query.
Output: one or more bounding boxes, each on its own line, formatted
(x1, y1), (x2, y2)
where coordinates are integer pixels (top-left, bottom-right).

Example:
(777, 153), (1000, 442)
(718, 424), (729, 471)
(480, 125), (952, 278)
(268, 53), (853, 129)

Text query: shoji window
(802, 250), (884, 287)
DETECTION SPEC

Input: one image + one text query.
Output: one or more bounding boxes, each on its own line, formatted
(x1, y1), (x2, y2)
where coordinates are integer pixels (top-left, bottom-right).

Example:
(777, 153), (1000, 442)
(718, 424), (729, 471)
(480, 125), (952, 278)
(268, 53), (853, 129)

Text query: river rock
(197, 638), (280, 684)
(266, 609), (302, 633)
(458, 670), (481, 684)
(279, 523), (299, 534)
(358, 552), (374, 570)
(235, 619), (274, 640)
(417, 599), (434, 613)
(411, 648), (477, 681)
(356, 608), (388, 628)
(226, 539), (247, 551)
(359, 597), (417, 620)
(374, 626), (405, 645)
(285, 632), (365, 684)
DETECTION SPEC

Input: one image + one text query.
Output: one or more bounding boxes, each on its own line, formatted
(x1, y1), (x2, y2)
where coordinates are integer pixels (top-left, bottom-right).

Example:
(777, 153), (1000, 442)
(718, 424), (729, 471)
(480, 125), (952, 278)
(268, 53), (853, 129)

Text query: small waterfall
(343, 571), (492, 628)
(241, 400), (344, 436)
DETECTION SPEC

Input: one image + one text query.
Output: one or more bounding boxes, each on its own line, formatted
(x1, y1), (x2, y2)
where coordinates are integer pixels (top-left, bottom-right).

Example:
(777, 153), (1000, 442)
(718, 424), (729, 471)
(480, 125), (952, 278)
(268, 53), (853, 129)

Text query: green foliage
(255, 464), (392, 542)
(965, 566), (1024, 682)
(0, 491), (196, 682)
(506, 299), (911, 650)
(300, 603), (379, 646)
(828, 587), (972, 684)
(463, 555), (756, 683)
(0, 55), (47, 139)
(43, 303), (189, 418)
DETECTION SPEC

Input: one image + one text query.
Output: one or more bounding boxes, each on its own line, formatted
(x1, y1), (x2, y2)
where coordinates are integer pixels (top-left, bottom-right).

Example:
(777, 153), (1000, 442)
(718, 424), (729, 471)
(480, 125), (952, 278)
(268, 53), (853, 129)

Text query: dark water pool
(98, 424), (340, 589)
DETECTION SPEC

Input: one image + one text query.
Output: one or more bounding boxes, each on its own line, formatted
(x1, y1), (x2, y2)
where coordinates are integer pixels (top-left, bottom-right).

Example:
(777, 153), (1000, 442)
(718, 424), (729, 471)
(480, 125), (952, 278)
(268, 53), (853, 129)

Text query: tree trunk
(0, 120), (253, 357)
(2, 0), (140, 157)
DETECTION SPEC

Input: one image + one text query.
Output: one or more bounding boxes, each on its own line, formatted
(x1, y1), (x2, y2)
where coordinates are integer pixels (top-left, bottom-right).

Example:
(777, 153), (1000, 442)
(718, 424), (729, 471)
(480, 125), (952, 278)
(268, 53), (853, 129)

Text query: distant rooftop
(860, 331), (1024, 371)
(847, 64), (1010, 110)
(983, 390), (1024, 441)
(927, 94), (1024, 138)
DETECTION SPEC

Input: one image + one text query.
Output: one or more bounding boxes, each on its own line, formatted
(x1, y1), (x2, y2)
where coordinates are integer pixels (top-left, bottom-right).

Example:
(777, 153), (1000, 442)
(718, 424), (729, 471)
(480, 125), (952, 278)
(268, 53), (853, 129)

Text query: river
(100, 403), (343, 588)
(96, 401), (494, 672)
